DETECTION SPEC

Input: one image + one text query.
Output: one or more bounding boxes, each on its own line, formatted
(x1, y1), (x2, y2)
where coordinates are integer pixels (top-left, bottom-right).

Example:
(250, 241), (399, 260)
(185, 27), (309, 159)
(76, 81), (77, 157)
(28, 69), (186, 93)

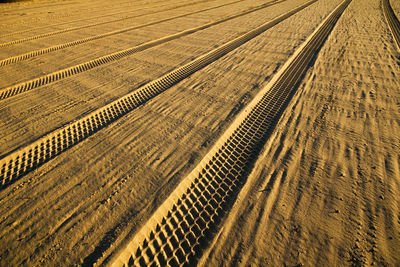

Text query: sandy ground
(390, 0), (400, 18)
(0, 0), (305, 155)
(199, 0), (400, 265)
(0, 0), (399, 265)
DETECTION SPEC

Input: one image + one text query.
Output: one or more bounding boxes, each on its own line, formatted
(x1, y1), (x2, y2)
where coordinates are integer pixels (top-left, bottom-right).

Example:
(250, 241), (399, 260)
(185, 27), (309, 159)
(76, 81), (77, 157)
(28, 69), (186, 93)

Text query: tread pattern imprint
(109, 0), (352, 266)
(0, 0), (318, 189)
(382, 0), (400, 50)
(0, 0), (285, 99)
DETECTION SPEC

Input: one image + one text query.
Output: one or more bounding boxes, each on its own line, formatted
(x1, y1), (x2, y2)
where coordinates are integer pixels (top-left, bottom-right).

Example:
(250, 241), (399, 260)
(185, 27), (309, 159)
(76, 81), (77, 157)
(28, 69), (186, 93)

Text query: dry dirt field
(0, 0), (399, 266)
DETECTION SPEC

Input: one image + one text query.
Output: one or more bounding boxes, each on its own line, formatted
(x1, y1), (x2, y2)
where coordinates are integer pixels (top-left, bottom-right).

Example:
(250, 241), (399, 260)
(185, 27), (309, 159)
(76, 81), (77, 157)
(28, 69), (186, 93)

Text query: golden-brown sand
(199, 0), (400, 265)
(0, 0), (399, 265)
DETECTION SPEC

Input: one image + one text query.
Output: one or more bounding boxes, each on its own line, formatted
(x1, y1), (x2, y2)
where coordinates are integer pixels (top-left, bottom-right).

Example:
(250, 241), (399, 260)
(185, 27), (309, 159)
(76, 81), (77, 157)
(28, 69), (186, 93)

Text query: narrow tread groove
(0, 0), (185, 39)
(0, 0), (318, 188)
(0, 0), (216, 48)
(0, 0), (285, 95)
(382, 0), (400, 50)
(109, 0), (351, 266)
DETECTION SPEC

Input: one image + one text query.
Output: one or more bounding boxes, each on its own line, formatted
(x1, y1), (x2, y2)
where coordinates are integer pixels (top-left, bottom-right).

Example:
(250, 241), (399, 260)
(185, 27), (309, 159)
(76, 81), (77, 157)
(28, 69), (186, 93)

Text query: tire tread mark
(109, 0), (351, 266)
(0, 0), (280, 68)
(0, 0), (227, 48)
(0, 0), (317, 189)
(0, 0), (181, 38)
(0, 0), (284, 96)
(382, 0), (400, 51)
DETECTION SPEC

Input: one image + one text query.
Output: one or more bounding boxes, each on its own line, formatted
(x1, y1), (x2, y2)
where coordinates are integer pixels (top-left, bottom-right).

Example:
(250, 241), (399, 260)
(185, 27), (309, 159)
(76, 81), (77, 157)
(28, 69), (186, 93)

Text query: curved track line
(382, 0), (400, 50)
(0, 0), (219, 48)
(0, 0), (270, 67)
(0, 0), (285, 99)
(109, 0), (351, 266)
(0, 0), (318, 189)
(0, 0), (182, 38)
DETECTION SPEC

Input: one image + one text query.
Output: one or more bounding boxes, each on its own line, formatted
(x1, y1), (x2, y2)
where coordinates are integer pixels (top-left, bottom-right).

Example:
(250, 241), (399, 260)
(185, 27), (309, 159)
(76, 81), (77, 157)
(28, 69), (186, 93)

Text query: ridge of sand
(199, 0), (400, 265)
(1, 0), (398, 265)
(390, 0), (400, 18)
(0, 0), (334, 265)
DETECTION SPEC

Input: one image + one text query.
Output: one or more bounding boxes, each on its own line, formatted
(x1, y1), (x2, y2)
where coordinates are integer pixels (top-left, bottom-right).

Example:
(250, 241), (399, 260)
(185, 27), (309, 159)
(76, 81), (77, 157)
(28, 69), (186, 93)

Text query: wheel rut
(0, 0), (217, 48)
(0, 0), (280, 67)
(0, 0), (156, 26)
(0, 1), (317, 189)
(108, 0), (351, 266)
(0, 0), (178, 38)
(382, 0), (400, 50)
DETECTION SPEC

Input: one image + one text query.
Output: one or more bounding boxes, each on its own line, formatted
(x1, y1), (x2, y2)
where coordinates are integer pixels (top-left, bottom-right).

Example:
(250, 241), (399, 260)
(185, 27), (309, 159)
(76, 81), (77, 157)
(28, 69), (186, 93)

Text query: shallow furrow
(0, 0), (152, 27)
(382, 0), (400, 50)
(0, 0), (318, 189)
(0, 0), (280, 67)
(0, 0), (174, 38)
(109, 0), (351, 266)
(0, 0), (215, 48)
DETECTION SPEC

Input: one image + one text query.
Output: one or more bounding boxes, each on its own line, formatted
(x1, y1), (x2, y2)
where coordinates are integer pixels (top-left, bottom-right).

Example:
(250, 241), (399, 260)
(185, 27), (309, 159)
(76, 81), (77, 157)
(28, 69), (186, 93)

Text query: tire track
(0, 0), (318, 189)
(0, 1), (76, 14)
(0, 0), (180, 38)
(0, 0), (284, 99)
(109, 0), (351, 266)
(0, 0), (261, 67)
(0, 0), (218, 48)
(382, 0), (400, 50)
(0, 0), (152, 26)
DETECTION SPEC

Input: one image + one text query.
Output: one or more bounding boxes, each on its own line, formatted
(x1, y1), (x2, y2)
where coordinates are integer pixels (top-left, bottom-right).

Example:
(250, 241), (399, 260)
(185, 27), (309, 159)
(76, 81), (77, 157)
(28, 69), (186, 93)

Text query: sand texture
(0, 0), (399, 265)
(199, 0), (400, 265)
(391, 0), (400, 18)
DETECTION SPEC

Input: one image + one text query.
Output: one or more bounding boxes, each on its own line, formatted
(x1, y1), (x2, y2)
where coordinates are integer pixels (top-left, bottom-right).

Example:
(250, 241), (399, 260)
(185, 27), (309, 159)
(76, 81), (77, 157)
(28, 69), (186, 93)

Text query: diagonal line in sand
(0, 0), (286, 99)
(0, 0), (317, 191)
(0, 0), (266, 67)
(0, 0), (229, 47)
(0, 0), (184, 37)
(108, 0), (351, 265)
(382, 0), (400, 51)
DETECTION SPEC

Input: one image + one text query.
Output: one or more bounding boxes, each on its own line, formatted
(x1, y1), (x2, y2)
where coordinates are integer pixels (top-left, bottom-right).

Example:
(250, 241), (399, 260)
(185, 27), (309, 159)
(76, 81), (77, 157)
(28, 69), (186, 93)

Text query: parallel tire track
(109, 0), (351, 266)
(0, 0), (318, 189)
(382, 0), (400, 50)
(0, 0), (286, 100)
(0, 0), (216, 48)
(0, 0), (272, 67)
(0, 0), (152, 27)
(0, 0), (180, 38)
(0, 0), (147, 25)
